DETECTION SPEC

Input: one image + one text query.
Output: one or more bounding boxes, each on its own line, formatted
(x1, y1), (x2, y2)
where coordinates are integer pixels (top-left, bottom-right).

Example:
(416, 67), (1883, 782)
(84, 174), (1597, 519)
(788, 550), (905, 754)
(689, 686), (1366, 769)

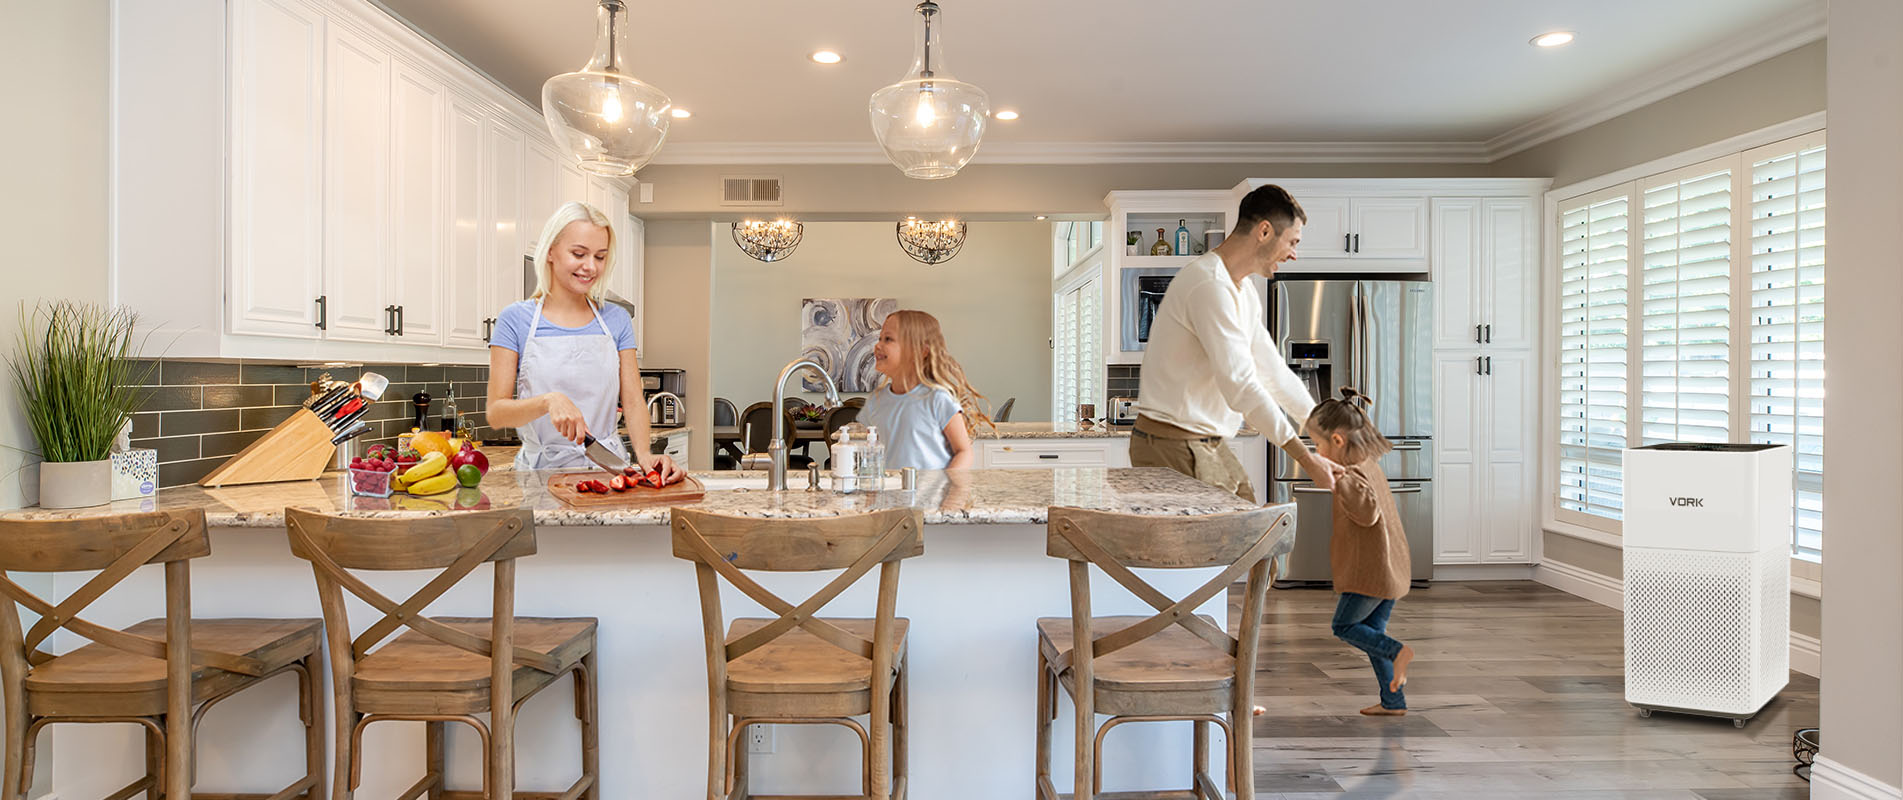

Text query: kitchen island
(5, 467), (1289, 799)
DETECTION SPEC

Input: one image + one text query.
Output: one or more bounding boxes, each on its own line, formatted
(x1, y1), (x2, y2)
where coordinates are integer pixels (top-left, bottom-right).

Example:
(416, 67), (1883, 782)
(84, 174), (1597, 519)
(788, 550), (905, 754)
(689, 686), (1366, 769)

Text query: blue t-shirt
(489, 299), (638, 354)
(857, 383), (962, 470)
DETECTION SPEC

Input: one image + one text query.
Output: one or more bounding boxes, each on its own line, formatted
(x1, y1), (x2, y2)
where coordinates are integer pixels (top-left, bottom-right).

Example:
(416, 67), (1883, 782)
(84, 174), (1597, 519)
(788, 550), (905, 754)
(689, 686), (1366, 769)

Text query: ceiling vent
(720, 175), (783, 207)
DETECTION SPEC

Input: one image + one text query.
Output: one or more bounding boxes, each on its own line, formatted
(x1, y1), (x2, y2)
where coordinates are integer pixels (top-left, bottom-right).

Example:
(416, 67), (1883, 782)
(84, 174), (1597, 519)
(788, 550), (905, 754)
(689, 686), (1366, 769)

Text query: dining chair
(740, 402), (812, 471)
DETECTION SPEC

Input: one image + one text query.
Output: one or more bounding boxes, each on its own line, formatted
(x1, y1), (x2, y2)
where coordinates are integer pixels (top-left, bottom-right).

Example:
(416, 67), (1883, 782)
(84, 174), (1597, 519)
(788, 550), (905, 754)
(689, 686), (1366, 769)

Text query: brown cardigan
(1329, 461), (1411, 600)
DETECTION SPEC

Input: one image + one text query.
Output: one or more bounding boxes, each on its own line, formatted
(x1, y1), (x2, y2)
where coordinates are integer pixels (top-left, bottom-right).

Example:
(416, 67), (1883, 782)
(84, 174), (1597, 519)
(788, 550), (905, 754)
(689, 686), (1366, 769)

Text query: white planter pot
(38, 459), (113, 509)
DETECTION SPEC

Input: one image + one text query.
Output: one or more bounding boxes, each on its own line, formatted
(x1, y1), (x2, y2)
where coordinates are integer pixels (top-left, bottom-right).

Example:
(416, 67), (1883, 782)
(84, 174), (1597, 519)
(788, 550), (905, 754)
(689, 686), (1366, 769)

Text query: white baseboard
(1533, 558), (1624, 610)
(1812, 756), (1903, 800)
(1433, 564), (1536, 581)
(1534, 557), (1820, 678)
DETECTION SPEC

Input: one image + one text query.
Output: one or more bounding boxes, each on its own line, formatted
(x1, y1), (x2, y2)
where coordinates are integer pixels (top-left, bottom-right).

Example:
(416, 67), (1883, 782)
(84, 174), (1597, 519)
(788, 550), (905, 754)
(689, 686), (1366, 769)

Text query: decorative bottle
(1175, 219), (1191, 256)
(1150, 227), (1172, 256)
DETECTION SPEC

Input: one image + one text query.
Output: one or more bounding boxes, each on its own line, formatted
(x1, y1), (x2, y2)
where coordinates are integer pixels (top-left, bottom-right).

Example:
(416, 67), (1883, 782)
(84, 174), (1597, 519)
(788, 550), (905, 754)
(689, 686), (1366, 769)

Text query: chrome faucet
(768, 358), (840, 491)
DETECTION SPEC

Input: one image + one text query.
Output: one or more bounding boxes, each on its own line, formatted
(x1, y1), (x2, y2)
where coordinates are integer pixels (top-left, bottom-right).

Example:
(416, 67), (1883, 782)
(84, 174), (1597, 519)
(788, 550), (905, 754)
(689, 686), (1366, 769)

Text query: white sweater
(1133, 252), (1316, 446)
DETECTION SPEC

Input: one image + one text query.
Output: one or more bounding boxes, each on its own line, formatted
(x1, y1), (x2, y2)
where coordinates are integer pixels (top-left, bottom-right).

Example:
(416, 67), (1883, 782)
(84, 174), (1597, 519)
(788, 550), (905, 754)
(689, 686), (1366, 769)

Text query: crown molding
(1485, 2), (1826, 161)
(650, 139), (1494, 167)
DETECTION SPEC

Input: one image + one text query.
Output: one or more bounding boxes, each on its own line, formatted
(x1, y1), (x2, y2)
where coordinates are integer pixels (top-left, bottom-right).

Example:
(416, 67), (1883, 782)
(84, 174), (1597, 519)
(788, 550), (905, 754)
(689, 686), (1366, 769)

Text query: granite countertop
(1, 467), (1258, 528)
(978, 422), (1262, 440)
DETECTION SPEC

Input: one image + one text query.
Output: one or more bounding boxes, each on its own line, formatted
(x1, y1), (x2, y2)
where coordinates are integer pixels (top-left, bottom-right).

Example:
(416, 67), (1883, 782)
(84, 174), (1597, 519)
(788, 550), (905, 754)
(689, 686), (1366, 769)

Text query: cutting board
(547, 472), (706, 509)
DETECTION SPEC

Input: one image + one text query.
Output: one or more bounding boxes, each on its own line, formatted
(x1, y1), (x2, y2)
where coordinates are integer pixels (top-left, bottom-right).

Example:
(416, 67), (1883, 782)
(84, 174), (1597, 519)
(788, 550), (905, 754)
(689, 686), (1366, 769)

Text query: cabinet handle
(1476, 356), (1483, 375)
(1038, 454), (1060, 460)
(1344, 233), (1351, 253)
(1485, 356), (1492, 375)
(1353, 233), (1360, 253)
(1475, 324), (1483, 344)
(483, 318), (493, 343)
(396, 305), (405, 336)
(383, 305), (395, 335)
(315, 296), (327, 330)
(1484, 324), (1491, 344)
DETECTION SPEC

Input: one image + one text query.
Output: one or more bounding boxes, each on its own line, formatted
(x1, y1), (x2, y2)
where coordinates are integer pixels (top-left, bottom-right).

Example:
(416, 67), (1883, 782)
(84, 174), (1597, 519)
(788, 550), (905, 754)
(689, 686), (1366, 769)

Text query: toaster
(647, 392), (684, 427)
(1109, 397), (1138, 425)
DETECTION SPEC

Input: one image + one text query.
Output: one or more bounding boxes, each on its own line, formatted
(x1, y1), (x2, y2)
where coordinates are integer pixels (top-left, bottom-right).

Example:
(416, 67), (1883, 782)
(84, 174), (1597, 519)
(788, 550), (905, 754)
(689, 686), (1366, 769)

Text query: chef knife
(330, 404), (371, 433)
(329, 421), (373, 445)
(306, 384), (351, 412)
(314, 388), (358, 416)
(581, 433), (630, 474)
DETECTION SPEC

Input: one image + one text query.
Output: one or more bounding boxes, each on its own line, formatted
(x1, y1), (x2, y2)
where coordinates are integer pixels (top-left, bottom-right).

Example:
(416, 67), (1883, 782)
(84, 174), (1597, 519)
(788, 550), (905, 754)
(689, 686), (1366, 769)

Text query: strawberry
(576, 481), (593, 494)
(609, 475), (629, 492)
(622, 465), (640, 477)
(589, 480), (611, 494)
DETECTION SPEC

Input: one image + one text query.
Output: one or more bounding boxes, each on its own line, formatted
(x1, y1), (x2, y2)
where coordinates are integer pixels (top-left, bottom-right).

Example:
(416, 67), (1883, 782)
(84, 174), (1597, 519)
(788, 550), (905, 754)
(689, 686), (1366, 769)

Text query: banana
(407, 472), (459, 496)
(401, 452), (448, 483)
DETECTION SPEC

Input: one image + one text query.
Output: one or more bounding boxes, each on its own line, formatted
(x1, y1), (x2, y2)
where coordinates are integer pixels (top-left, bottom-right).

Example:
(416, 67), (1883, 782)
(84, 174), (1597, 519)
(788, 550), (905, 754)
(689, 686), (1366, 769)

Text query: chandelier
(541, 0), (671, 176)
(732, 220), (804, 263)
(868, 2), (989, 179)
(895, 217), (966, 264)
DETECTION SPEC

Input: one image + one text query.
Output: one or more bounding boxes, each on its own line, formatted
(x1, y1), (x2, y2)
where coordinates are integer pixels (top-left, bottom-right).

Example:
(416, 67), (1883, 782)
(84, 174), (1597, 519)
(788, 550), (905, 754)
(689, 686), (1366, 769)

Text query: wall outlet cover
(747, 723), (774, 754)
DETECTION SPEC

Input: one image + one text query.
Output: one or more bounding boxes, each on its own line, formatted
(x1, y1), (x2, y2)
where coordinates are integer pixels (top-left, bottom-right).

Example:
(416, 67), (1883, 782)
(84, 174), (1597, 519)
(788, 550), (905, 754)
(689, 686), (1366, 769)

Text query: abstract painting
(800, 298), (896, 392)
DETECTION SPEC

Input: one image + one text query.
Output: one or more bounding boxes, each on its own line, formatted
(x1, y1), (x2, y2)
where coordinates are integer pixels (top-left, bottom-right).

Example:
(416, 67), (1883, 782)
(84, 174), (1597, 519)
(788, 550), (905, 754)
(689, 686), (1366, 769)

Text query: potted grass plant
(8, 301), (154, 508)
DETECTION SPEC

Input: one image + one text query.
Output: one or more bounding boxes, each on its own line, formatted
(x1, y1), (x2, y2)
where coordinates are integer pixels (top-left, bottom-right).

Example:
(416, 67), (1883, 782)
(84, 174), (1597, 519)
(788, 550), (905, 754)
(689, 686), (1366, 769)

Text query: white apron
(514, 298), (631, 470)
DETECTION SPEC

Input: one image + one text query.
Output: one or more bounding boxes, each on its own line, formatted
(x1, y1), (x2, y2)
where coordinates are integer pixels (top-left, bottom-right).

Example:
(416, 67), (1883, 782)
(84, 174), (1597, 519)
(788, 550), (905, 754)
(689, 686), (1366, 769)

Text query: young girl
(1309, 387), (1416, 716)
(857, 310), (993, 470)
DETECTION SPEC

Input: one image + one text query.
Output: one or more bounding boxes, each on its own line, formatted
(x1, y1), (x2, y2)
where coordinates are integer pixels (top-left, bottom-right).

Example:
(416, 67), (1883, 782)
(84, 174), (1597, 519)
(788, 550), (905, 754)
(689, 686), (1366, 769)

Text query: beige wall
(1491, 41), (1825, 188)
(710, 221), (1051, 427)
(640, 221), (716, 469)
(1, 0), (110, 515)
(1820, 0), (1902, 788)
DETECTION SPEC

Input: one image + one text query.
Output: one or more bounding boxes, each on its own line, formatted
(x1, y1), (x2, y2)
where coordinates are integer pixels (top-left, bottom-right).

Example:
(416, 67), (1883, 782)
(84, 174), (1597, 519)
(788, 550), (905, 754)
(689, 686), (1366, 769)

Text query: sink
(698, 475), (903, 492)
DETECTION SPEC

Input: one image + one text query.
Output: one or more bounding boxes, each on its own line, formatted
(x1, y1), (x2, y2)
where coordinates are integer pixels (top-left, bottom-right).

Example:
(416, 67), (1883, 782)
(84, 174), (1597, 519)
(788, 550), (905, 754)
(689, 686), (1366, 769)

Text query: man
(1131, 184), (1340, 500)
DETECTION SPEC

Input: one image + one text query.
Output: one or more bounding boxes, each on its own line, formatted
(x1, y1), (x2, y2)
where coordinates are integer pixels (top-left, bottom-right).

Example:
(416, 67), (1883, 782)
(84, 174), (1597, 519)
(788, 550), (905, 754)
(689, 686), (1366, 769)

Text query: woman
(487, 201), (680, 480)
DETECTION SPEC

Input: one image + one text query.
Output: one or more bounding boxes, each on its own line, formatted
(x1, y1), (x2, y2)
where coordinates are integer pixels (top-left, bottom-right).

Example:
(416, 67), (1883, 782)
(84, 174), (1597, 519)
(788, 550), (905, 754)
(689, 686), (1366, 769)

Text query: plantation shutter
(1745, 133), (1826, 558)
(1637, 161), (1733, 444)
(1077, 277), (1101, 418)
(1053, 287), (1078, 422)
(1556, 187), (1631, 522)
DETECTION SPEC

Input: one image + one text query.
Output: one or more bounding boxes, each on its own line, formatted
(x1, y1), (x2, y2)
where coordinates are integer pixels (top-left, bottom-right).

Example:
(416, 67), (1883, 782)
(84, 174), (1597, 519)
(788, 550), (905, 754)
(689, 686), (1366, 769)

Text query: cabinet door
(388, 59), (445, 343)
(523, 140), (560, 264)
(486, 121), (527, 322)
(1482, 351), (1533, 562)
(1297, 197), (1352, 257)
(228, 0), (325, 338)
(1431, 199), (1483, 348)
(617, 211), (645, 343)
(561, 163), (589, 210)
(1351, 198), (1428, 259)
(1481, 199), (1536, 350)
(321, 24), (392, 342)
(1431, 353), (1483, 564)
(443, 94), (488, 349)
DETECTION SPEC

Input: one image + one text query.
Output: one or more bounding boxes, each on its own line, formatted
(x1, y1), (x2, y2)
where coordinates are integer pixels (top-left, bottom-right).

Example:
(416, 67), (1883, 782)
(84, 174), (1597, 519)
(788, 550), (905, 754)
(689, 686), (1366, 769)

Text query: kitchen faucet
(768, 358), (840, 491)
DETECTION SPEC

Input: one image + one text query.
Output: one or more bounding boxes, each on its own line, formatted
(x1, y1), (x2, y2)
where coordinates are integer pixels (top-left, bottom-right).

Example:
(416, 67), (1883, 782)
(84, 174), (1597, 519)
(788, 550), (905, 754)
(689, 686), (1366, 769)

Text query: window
(1052, 270), (1103, 423)
(1746, 132), (1826, 559)
(1551, 131), (1826, 559)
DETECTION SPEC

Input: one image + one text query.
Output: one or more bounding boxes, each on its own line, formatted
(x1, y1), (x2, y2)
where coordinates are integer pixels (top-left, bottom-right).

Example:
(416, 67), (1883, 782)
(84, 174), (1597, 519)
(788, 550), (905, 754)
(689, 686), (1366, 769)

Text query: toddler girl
(857, 310), (993, 470)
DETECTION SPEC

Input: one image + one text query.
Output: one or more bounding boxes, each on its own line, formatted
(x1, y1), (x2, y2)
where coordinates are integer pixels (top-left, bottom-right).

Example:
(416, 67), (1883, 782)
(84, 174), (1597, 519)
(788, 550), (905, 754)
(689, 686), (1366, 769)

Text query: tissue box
(111, 448), (158, 500)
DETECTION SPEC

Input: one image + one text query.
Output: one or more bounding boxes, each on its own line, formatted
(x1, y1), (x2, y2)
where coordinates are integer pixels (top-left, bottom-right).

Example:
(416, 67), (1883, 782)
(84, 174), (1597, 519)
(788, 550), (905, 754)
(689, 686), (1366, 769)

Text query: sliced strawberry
(608, 475), (629, 492)
(622, 465), (640, 477)
(575, 481), (593, 494)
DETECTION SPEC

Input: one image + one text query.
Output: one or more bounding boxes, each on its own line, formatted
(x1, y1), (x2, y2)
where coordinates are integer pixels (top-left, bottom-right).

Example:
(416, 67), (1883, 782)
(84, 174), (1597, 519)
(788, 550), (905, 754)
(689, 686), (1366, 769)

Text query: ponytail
(1306, 386), (1392, 464)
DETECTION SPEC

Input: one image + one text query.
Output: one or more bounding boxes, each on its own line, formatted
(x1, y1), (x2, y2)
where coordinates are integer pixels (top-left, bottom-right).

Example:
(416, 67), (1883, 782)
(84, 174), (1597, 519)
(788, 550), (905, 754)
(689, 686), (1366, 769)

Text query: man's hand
(1303, 451), (1344, 491)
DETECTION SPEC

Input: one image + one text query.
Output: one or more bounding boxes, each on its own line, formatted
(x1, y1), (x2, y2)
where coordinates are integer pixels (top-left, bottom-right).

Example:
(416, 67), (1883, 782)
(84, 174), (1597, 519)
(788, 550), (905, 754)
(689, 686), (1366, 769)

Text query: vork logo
(1667, 497), (1705, 507)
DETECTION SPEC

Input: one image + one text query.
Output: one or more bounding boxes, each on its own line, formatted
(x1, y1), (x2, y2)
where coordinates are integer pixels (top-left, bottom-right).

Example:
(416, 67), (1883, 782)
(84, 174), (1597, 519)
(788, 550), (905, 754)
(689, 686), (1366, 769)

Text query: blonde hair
(883, 309), (995, 437)
(1306, 386), (1392, 465)
(530, 201), (616, 302)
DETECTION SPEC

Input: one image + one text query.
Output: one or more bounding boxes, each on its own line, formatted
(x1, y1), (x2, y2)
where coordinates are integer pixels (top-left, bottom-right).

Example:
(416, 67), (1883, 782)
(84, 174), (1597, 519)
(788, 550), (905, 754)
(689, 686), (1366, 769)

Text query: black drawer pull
(1038, 454), (1060, 460)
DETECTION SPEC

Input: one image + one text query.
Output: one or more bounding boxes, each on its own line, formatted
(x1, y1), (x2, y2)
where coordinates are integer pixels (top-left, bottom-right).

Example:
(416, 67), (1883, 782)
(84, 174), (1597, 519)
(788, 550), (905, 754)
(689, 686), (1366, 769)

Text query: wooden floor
(1234, 581), (1817, 799)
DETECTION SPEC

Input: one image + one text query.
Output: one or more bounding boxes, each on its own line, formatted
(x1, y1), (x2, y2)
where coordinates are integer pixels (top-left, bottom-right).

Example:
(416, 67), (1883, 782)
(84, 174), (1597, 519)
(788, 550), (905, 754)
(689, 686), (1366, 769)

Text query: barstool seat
(24, 617), (320, 716)
(726, 618), (909, 696)
(1036, 615), (1236, 702)
(352, 617), (596, 713)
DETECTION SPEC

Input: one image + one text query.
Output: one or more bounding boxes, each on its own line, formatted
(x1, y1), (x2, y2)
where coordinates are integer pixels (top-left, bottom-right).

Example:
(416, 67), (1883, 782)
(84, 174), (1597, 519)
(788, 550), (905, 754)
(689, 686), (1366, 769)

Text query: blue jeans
(1332, 592), (1406, 710)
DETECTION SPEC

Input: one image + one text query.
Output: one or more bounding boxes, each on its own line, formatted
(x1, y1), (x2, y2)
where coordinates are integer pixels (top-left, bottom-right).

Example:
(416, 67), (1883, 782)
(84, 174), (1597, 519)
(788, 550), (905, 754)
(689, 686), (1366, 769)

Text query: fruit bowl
(348, 466), (395, 498)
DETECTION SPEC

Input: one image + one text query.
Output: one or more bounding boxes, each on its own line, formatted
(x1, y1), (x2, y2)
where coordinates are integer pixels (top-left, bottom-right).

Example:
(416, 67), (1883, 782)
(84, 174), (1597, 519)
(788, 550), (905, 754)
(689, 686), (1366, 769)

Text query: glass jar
(857, 427), (885, 489)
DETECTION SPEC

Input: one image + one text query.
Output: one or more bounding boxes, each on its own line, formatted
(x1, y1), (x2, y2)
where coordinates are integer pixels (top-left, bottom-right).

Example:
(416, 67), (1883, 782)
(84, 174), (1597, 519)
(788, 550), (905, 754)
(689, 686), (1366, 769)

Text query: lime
(456, 464), (483, 488)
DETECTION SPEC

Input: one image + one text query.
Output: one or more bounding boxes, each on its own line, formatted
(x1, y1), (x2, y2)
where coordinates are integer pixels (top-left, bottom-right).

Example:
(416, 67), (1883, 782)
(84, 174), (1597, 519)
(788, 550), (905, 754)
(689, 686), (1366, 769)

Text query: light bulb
(601, 94), (623, 123)
(913, 92), (937, 127)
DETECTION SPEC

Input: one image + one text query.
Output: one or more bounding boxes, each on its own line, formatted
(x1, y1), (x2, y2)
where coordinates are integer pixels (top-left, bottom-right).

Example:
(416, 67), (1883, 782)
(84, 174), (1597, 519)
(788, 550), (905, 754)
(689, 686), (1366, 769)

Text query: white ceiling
(375, 0), (1823, 160)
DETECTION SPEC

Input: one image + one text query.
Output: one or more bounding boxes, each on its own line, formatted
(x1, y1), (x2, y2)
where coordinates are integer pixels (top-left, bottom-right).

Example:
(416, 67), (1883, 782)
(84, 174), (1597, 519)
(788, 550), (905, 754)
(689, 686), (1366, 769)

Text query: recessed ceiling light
(1035, 215), (1047, 220)
(994, 109), (1020, 121)
(670, 108), (692, 119)
(810, 50), (844, 64)
(1531, 31), (1575, 47)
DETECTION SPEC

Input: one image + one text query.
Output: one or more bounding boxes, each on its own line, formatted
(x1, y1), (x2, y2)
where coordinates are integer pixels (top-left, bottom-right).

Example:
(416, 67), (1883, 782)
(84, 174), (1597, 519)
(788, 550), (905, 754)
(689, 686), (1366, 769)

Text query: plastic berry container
(348, 466), (394, 498)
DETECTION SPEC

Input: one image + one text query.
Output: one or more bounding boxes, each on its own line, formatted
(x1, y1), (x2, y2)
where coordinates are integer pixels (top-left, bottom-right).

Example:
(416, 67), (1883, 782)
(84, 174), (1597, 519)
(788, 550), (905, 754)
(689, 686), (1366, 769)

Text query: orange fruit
(412, 431), (452, 458)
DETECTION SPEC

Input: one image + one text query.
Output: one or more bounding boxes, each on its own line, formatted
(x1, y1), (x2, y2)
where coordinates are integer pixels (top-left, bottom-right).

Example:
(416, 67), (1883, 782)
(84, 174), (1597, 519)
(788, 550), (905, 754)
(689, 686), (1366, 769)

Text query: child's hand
(1305, 451), (1344, 490)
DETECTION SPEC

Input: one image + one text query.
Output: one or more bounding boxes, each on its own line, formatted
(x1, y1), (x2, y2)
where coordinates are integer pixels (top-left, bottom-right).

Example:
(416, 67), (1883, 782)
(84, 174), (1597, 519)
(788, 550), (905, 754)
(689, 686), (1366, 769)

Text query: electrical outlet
(747, 722), (774, 754)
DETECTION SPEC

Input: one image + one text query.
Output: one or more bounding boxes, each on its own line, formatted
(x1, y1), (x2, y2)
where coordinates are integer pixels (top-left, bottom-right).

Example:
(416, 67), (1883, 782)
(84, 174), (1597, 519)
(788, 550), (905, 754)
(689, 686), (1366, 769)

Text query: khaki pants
(1128, 420), (1256, 504)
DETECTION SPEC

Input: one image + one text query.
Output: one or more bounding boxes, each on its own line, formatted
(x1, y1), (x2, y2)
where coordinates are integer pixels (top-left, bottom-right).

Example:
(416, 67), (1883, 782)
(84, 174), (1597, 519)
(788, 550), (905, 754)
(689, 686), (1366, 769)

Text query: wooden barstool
(0, 508), (323, 800)
(283, 508), (598, 800)
(1034, 505), (1295, 800)
(671, 507), (923, 800)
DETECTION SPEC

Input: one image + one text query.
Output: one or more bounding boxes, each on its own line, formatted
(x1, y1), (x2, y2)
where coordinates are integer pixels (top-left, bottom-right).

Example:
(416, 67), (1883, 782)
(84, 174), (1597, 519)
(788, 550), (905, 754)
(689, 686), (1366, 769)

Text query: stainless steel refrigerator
(1268, 280), (1434, 587)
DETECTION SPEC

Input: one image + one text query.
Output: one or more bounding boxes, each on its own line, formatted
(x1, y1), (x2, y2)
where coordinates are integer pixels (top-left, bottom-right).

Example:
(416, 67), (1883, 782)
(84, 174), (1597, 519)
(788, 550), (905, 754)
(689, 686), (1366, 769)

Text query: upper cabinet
(1432, 197), (1537, 350)
(1233, 191), (1428, 272)
(110, 0), (642, 364)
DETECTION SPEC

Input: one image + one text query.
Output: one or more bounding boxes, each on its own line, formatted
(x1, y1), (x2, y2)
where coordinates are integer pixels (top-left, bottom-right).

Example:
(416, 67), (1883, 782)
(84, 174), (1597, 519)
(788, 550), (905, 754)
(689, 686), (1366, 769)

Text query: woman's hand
(544, 393), (587, 444)
(639, 454), (683, 484)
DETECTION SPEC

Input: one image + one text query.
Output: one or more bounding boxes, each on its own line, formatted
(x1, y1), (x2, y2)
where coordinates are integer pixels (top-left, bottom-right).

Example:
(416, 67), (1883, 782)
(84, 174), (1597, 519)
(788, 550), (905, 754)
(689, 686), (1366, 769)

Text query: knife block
(198, 408), (337, 487)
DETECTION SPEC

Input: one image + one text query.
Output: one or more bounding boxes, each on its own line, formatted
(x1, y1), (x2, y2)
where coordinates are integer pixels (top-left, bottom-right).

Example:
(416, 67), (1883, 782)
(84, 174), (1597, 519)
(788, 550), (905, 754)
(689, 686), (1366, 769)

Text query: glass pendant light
(868, 1), (989, 180)
(542, 0), (671, 176)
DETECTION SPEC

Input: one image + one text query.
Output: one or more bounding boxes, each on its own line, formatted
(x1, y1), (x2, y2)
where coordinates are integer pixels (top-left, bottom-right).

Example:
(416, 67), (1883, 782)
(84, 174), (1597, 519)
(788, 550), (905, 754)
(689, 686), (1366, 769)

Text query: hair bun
(1338, 386), (1374, 412)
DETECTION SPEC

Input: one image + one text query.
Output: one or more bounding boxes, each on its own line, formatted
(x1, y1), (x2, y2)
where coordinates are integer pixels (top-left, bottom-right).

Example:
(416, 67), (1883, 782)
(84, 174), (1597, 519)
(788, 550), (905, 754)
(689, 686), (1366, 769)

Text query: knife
(330, 421), (372, 445)
(306, 384), (351, 412)
(581, 433), (630, 474)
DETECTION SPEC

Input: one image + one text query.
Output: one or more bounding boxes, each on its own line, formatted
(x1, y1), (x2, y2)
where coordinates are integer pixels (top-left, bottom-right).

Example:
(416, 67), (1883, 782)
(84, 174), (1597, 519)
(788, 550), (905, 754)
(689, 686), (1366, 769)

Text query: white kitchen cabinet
(388, 59), (446, 343)
(1292, 197), (1349, 258)
(1432, 350), (1533, 564)
(226, 0), (326, 340)
(977, 439), (1132, 469)
(616, 211), (646, 344)
(1279, 196), (1427, 269)
(320, 23), (393, 343)
(443, 93), (488, 350)
(485, 120), (528, 329)
(1352, 199), (1430, 259)
(523, 140), (561, 260)
(563, 165), (590, 212)
(1432, 197), (1536, 350)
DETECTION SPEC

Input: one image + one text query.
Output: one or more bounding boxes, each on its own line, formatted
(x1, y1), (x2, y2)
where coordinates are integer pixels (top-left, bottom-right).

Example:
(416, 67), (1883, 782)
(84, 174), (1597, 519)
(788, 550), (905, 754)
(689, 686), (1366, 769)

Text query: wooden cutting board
(546, 472), (706, 509)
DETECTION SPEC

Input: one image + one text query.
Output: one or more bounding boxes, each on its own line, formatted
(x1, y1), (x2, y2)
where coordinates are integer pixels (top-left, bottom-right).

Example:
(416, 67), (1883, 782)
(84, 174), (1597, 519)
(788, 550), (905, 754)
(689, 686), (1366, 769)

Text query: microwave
(1119, 267), (1177, 352)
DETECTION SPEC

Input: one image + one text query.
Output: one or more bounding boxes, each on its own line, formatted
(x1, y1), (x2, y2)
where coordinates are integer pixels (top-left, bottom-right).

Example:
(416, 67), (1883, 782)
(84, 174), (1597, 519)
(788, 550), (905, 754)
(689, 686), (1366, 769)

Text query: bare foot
(1389, 644), (1414, 693)
(1252, 705), (1266, 716)
(1360, 704), (1406, 716)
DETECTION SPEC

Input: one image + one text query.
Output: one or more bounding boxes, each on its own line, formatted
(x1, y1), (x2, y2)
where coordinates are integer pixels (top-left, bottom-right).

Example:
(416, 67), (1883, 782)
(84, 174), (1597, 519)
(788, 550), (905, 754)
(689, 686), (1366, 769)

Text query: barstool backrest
(1044, 505), (1294, 677)
(671, 507), (923, 665)
(284, 507), (562, 678)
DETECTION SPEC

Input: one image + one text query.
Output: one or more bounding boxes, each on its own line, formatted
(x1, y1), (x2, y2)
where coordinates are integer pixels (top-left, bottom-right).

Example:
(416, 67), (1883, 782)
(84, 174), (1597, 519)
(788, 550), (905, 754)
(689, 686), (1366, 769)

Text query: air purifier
(1622, 443), (1791, 727)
